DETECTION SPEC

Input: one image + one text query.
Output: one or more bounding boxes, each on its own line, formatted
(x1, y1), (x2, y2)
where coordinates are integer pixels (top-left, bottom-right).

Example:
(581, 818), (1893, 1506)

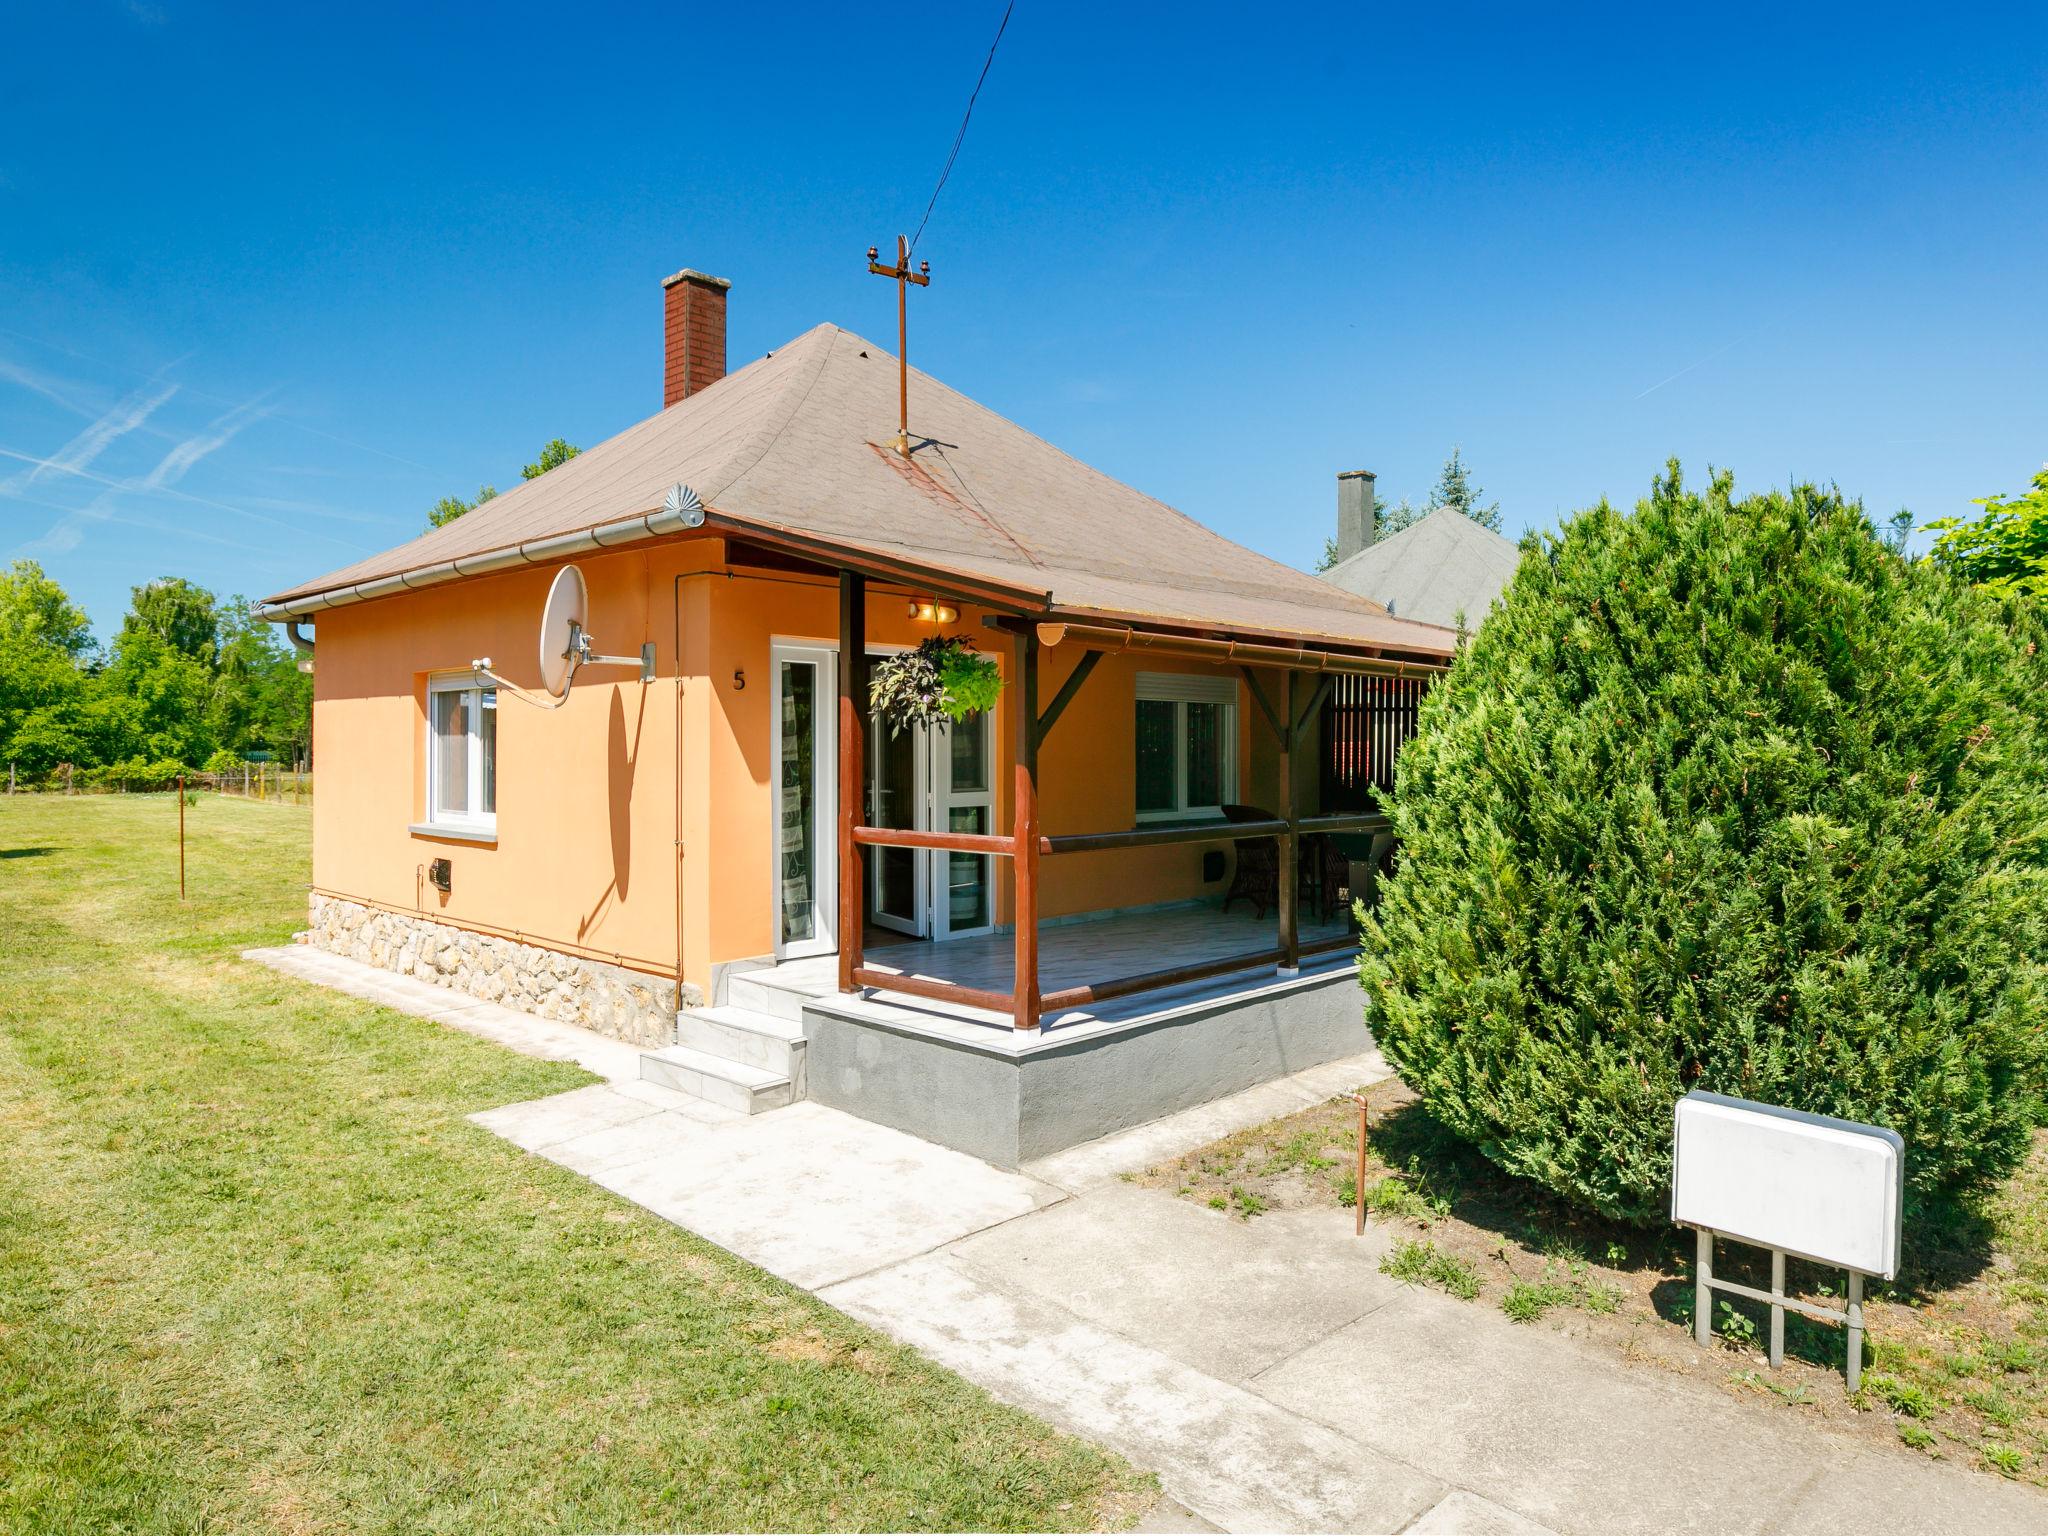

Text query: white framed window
(425, 673), (497, 834)
(1134, 672), (1238, 822)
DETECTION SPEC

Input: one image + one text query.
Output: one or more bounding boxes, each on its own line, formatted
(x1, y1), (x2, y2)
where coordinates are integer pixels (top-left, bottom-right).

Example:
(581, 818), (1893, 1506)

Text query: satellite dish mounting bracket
(467, 563), (656, 708)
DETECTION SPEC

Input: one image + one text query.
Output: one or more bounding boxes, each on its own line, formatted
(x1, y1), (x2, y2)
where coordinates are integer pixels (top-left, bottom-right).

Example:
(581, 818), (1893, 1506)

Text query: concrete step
(677, 1004), (806, 1094)
(639, 1044), (793, 1115)
(726, 970), (813, 1024)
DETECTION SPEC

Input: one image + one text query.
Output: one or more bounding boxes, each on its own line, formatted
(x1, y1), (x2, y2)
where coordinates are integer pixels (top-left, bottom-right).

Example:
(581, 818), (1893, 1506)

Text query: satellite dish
(539, 565), (588, 699)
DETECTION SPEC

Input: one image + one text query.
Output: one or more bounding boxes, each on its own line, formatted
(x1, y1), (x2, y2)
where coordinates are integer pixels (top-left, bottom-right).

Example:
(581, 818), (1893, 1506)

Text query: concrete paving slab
(244, 945), (644, 1081)
(1403, 1489), (1562, 1536)
(824, 1250), (1446, 1534)
(571, 1102), (1065, 1290)
(1135, 1498), (1224, 1533)
(1770, 1439), (2047, 1536)
(1024, 1047), (1394, 1191)
(1256, 1283), (2047, 1536)
(541, 1107), (728, 1178)
(467, 1083), (665, 1153)
(950, 1182), (1408, 1383)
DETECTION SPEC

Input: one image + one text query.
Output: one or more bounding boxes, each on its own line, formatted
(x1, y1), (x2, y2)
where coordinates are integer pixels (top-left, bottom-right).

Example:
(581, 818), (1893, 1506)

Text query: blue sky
(4, 1), (2044, 639)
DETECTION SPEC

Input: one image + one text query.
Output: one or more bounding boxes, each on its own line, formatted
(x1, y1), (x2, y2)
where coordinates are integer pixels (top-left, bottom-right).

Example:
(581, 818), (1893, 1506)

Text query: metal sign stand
(1692, 1228), (1866, 1389)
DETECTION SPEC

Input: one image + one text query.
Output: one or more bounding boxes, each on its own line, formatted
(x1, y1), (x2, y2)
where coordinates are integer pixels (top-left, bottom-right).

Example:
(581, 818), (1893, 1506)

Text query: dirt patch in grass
(1140, 1074), (2048, 1491)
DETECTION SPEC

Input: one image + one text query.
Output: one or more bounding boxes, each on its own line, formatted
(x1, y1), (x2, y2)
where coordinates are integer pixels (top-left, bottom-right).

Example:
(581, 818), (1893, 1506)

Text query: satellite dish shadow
(607, 688), (633, 900)
(576, 683), (645, 940)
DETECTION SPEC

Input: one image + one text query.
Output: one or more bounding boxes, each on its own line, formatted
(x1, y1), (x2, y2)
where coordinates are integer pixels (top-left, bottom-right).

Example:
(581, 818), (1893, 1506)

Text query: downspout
(669, 565), (735, 1010)
(285, 620), (314, 667)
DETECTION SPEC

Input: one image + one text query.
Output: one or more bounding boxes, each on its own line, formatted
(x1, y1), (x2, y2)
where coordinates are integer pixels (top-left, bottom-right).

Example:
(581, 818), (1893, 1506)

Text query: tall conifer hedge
(1362, 465), (2048, 1224)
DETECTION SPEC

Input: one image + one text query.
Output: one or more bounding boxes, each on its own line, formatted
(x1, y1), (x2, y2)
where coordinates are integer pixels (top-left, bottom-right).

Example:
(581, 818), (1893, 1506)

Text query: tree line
(0, 436), (587, 789)
(0, 563), (310, 787)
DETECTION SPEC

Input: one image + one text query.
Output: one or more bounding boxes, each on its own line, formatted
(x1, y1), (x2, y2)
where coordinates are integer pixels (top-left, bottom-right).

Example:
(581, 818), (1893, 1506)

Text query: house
(1320, 470), (1522, 631)
(258, 267), (1457, 1165)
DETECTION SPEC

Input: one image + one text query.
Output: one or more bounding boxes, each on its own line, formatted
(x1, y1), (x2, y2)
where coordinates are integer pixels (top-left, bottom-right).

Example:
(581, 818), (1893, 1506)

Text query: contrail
(1633, 334), (1746, 401)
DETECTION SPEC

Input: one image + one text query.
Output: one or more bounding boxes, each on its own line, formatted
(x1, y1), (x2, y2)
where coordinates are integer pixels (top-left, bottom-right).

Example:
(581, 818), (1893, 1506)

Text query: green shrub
(1363, 464), (2048, 1224)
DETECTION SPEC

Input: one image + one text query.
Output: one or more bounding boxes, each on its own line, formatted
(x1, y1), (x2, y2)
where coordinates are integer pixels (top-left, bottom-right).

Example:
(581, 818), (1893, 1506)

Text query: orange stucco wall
(309, 538), (1301, 998)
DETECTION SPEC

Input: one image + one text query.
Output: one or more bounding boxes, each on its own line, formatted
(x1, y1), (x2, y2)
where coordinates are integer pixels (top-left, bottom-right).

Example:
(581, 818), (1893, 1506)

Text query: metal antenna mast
(866, 235), (930, 458)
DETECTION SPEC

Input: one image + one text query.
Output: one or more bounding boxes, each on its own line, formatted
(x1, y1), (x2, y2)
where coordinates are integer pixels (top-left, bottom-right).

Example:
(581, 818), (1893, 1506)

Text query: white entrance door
(867, 706), (996, 942)
(931, 713), (995, 941)
(771, 643), (836, 960)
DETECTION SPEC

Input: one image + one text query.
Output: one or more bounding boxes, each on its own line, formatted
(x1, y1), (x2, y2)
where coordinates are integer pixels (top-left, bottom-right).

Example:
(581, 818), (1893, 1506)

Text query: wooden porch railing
(836, 568), (1407, 1030)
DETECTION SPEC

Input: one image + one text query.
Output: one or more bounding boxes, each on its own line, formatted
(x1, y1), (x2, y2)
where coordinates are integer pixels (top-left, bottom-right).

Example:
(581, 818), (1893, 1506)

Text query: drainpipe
(684, 573), (700, 1028)
(285, 620), (314, 672)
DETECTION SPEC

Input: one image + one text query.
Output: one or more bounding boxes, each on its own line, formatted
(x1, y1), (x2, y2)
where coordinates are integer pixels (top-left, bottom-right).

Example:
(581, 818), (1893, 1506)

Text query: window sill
(409, 822), (498, 846)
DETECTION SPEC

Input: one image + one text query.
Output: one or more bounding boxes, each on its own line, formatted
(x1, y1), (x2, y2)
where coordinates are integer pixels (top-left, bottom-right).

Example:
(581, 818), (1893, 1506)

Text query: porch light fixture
(908, 599), (959, 624)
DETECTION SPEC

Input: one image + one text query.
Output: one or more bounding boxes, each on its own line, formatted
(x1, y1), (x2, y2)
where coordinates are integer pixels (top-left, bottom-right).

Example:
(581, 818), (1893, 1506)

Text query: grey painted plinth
(803, 965), (1370, 1168)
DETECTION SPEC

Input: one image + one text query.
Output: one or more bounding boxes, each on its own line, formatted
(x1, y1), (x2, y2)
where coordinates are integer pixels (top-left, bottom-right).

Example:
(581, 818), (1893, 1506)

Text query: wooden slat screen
(1318, 673), (1430, 814)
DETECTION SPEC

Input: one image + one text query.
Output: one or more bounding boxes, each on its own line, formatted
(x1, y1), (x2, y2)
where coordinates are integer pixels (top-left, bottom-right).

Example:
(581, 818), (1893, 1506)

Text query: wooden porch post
(837, 571), (867, 992)
(1279, 670), (1300, 972)
(1011, 630), (1041, 1030)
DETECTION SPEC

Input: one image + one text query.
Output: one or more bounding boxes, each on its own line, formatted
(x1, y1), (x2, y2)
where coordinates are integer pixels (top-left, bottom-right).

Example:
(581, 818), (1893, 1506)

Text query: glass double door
(770, 642), (996, 961)
(868, 703), (995, 942)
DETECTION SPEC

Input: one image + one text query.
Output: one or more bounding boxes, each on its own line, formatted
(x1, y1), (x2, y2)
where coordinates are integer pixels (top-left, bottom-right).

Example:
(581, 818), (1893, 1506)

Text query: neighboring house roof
(263, 324), (1456, 660)
(1319, 506), (1521, 631)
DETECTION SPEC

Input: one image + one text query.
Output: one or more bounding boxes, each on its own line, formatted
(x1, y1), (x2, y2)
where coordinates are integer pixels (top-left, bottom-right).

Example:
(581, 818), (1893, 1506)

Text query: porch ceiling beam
(1035, 620), (1447, 679)
(709, 515), (1048, 614)
(1034, 649), (1102, 746)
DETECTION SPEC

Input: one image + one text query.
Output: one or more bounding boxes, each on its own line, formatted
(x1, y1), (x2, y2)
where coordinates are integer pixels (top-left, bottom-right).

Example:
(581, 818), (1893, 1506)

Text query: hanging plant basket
(869, 635), (1004, 736)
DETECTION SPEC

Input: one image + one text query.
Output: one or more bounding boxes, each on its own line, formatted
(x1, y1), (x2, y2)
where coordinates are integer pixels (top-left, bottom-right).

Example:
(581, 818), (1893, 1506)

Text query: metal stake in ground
(865, 235), (931, 458)
(1354, 1093), (1370, 1236)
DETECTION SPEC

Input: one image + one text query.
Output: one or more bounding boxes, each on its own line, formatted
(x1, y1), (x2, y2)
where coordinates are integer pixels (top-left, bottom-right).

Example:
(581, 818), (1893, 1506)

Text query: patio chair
(1220, 803), (1279, 918)
(1302, 832), (1354, 924)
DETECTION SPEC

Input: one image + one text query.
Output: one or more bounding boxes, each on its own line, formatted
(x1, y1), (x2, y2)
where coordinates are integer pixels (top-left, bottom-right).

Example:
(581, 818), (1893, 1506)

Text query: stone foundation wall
(306, 894), (696, 1047)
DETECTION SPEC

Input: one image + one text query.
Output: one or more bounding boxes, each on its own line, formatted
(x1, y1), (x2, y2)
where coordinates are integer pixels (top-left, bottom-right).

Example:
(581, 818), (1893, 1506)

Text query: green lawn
(0, 794), (1150, 1533)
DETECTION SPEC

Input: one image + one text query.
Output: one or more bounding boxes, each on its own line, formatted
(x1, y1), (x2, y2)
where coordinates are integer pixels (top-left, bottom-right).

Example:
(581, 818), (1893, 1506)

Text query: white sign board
(1671, 1091), (1903, 1279)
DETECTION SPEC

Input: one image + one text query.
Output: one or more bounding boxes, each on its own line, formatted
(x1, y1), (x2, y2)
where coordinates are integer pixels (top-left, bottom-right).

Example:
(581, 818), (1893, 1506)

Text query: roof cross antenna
(866, 235), (930, 458)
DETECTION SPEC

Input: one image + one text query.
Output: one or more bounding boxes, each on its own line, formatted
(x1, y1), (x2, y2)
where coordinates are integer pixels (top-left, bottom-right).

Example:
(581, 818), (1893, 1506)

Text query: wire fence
(4, 763), (314, 804)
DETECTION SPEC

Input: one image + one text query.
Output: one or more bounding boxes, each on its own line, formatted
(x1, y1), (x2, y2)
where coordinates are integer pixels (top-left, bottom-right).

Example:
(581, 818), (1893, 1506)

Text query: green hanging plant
(869, 636), (1003, 736)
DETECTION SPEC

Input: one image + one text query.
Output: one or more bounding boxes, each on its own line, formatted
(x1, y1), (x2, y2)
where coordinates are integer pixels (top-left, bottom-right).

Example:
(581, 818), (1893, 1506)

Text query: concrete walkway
(249, 946), (2048, 1535)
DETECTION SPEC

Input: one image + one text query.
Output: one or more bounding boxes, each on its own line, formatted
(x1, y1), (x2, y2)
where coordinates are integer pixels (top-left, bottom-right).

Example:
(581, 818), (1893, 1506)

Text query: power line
(908, 0), (1016, 255)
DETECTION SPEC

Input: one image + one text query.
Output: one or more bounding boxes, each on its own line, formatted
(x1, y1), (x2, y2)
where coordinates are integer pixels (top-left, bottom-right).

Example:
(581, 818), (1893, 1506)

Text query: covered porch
(829, 568), (1440, 1035)
(779, 900), (1358, 1034)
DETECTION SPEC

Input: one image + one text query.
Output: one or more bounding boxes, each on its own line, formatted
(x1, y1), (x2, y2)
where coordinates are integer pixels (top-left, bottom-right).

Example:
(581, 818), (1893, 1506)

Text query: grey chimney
(1335, 470), (1376, 564)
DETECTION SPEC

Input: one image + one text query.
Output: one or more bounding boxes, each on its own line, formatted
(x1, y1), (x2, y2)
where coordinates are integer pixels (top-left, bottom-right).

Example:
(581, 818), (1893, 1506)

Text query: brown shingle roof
(264, 324), (1455, 658)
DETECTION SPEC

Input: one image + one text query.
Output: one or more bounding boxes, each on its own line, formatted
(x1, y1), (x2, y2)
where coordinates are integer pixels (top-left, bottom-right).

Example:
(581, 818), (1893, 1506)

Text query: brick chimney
(662, 268), (731, 407)
(1335, 469), (1376, 564)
